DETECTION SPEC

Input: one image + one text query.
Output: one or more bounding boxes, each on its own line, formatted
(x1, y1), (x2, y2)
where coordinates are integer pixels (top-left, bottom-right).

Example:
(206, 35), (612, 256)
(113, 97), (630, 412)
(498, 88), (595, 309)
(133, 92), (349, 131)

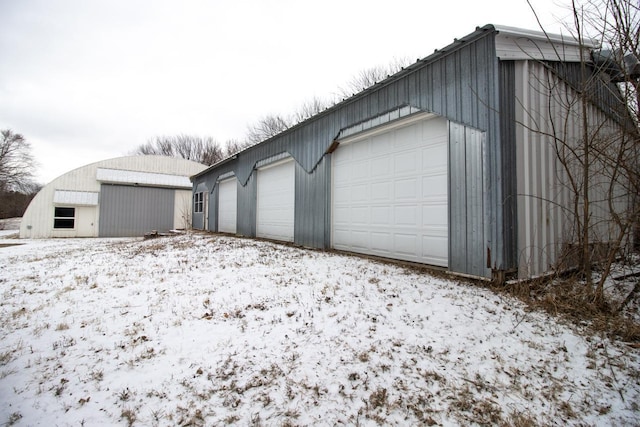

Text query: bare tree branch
(0, 129), (37, 193)
(245, 114), (291, 145)
(133, 135), (226, 166)
(337, 57), (412, 99)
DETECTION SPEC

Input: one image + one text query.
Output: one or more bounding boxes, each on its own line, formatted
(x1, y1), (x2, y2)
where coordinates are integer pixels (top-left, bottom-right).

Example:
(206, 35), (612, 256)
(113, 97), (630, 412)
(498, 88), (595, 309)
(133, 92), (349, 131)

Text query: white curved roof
(20, 155), (207, 238)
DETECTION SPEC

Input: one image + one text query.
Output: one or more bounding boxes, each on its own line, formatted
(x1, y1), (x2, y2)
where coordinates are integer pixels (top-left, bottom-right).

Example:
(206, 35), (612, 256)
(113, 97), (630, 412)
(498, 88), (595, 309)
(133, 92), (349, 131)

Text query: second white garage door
(257, 158), (295, 242)
(218, 178), (237, 234)
(332, 115), (449, 267)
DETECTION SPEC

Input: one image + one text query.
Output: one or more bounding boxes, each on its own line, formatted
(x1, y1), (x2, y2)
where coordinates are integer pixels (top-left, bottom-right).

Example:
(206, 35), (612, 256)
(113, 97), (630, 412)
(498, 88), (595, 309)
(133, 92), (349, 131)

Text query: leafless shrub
(53, 378), (68, 396)
(0, 350), (14, 366)
(368, 387), (388, 409)
(121, 408), (136, 426)
(5, 412), (22, 426)
(55, 322), (69, 331)
(504, 411), (537, 427)
(118, 388), (131, 402)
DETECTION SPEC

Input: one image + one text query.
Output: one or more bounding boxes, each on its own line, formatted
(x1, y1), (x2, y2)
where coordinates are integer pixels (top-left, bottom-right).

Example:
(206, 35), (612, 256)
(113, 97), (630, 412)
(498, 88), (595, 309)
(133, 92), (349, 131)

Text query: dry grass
(2, 234), (639, 425)
(492, 274), (640, 342)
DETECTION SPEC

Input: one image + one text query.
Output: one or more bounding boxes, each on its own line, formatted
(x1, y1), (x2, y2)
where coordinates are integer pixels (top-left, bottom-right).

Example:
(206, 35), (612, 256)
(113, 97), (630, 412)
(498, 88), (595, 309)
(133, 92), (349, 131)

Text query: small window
(194, 192), (203, 213)
(54, 207), (75, 229)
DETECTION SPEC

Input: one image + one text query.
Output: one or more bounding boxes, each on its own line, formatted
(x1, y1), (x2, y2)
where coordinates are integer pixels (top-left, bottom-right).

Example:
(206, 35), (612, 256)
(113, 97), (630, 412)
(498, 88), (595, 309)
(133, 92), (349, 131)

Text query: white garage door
(332, 115), (448, 266)
(257, 158), (295, 242)
(218, 178), (237, 234)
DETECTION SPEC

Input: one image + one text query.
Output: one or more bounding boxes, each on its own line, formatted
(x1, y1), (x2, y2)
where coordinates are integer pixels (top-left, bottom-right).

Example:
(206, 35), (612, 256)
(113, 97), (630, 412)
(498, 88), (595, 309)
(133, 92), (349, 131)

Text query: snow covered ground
(0, 233), (638, 426)
(0, 217), (20, 238)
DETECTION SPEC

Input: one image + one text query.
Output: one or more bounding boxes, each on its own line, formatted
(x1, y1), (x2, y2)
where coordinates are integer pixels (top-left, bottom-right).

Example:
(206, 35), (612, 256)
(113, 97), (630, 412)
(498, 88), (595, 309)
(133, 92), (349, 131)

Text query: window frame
(194, 192), (204, 213)
(53, 206), (76, 229)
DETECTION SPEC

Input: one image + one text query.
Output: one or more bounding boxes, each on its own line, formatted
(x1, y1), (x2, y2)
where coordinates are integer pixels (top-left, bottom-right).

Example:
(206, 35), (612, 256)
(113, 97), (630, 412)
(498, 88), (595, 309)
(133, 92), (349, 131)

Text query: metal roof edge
(190, 154), (238, 181)
(492, 24), (600, 49)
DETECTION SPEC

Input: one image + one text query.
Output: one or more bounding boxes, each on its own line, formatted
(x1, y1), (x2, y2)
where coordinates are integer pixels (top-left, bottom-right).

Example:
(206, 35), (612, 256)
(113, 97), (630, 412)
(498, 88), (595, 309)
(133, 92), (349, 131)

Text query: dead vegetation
(1, 234), (639, 426)
(494, 267), (640, 343)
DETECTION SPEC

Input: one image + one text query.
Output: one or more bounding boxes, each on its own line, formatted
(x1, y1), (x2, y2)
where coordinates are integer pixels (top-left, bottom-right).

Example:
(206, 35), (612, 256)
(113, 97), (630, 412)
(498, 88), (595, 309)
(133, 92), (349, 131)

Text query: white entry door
(332, 115), (448, 266)
(218, 178), (237, 234)
(257, 158), (295, 242)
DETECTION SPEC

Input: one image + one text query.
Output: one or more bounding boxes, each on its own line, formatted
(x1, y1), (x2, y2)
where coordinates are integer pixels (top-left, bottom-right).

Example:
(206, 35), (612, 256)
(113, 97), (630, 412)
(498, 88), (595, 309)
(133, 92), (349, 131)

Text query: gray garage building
(191, 24), (633, 281)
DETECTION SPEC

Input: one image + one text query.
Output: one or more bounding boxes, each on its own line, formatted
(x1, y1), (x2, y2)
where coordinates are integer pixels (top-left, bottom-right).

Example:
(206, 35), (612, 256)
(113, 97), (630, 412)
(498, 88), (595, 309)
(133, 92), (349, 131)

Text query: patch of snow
(0, 234), (638, 426)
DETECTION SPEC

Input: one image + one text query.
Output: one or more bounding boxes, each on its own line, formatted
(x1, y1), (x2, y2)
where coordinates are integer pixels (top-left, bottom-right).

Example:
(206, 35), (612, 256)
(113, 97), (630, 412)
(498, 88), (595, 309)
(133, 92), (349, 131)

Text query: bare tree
(134, 135), (225, 166)
(0, 129), (37, 193)
(522, 0), (640, 306)
(245, 96), (334, 145)
(245, 114), (291, 145)
(224, 139), (252, 157)
(579, 0), (640, 305)
(243, 58), (411, 146)
(290, 96), (332, 124)
(337, 56), (412, 98)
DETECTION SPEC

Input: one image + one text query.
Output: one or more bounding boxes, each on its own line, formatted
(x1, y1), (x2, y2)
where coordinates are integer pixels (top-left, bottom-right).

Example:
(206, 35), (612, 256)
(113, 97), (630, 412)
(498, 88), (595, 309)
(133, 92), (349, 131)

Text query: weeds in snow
(5, 412), (22, 426)
(0, 234), (638, 425)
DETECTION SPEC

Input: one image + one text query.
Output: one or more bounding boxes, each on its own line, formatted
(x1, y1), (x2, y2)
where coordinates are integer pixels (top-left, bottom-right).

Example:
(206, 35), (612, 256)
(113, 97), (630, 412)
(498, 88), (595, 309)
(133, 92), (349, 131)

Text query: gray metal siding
(499, 61), (519, 271)
(294, 155), (330, 248)
(513, 60), (632, 278)
(193, 27), (506, 277)
(237, 172), (256, 237)
(449, 123), (491, 278)
(548, 62), (634, 130)
(99, 185), (174, 237)
(209, 184), (218, 232)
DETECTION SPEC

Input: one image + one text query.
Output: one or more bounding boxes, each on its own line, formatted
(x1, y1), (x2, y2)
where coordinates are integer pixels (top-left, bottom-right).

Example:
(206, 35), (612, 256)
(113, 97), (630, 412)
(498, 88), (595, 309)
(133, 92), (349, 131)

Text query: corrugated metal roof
(53, 190), (99, 206)
(96, 168), (192, 189)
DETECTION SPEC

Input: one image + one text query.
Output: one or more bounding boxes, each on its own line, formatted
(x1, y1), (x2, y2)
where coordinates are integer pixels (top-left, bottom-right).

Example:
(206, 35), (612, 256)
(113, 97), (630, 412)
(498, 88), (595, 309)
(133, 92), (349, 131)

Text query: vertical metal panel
(448, 123), (467, 273)
(237, 172), (256, 237)
(499, 61), (518, 271)
(294, 155), (330, 248)
(209, 184), (218, 232)
(99, 185), (174, 237)
(513, 60), (629, 278)
(515, 60), (568, 277)
(449, 122), (491, 278)
(547, 62), (633, 129)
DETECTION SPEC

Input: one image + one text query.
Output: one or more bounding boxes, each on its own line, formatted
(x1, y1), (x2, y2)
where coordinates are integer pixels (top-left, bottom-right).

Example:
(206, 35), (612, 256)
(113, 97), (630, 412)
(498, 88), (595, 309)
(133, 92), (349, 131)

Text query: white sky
(0, 0), (574, 184)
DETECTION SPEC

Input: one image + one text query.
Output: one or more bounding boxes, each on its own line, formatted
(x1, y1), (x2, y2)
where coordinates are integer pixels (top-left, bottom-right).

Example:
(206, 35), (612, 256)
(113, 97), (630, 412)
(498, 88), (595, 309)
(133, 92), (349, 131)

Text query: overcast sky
(0, 0), (573, 184)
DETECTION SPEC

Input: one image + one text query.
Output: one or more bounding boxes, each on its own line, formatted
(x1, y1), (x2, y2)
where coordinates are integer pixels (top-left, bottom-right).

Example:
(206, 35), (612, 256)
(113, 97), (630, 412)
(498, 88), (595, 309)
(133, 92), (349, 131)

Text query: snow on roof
(96, 167), (192, 189)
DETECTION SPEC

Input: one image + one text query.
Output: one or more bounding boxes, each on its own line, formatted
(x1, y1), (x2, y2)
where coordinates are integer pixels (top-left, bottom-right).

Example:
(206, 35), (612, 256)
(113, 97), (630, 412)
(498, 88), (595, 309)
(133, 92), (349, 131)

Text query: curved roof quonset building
(21, 155), (207, 238)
